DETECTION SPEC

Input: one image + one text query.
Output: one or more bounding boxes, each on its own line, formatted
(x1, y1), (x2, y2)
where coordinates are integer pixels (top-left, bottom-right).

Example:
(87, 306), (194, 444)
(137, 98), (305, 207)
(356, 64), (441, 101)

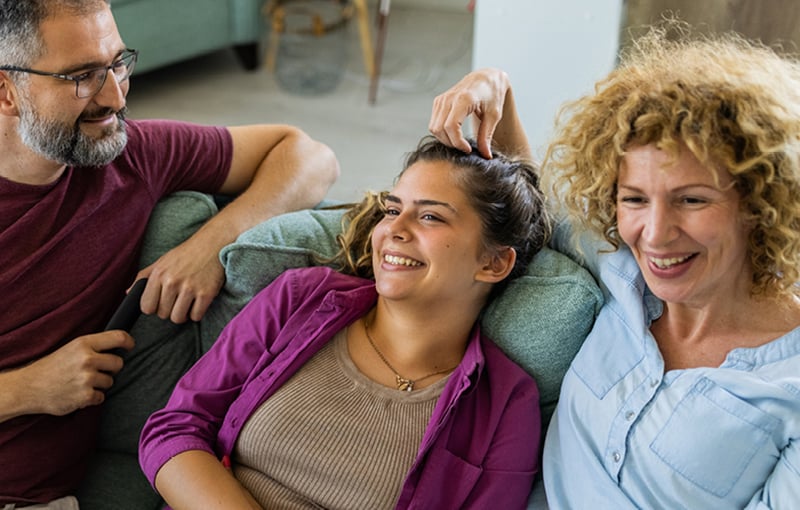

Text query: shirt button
(650, 379), (660, 388)
(625, 410), (635, 421)
(613, 452), (621, 462)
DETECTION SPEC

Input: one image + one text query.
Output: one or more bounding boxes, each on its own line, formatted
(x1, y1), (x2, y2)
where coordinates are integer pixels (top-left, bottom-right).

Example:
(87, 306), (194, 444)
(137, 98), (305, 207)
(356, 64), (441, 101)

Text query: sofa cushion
(99, 191), (218, 454)
(98, 191), (217, 451)
(138, 191), (219, 266)
(117, 193), (602, 430)
(201, 207), (346, 349)
(79, 191), (219, 509)
(482, 249), (602, 424)
(208, 206), (603, 426)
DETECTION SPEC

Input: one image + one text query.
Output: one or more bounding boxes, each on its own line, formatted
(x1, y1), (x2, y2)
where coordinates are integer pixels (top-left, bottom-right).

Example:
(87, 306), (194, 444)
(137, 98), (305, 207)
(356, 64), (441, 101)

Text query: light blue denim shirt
(542, 223), (800, 509)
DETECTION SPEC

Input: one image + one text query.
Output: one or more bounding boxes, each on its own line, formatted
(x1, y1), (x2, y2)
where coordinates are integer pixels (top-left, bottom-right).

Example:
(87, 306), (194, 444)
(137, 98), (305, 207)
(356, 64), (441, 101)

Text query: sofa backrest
(143, 192), (604, 427)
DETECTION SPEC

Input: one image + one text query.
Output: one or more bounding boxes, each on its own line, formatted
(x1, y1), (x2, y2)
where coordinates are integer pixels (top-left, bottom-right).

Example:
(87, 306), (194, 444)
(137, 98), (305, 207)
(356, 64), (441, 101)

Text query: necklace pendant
(396, 376), (414, 392)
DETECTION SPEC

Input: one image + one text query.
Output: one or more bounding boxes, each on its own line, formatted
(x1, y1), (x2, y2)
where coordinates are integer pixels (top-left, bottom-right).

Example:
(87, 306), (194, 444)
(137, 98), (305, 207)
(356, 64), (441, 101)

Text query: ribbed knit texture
(232, 330), (445, 509)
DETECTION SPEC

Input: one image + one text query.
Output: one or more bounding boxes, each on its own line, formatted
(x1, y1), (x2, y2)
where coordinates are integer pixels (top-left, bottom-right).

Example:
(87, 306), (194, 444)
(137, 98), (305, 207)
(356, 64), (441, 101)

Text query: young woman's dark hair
(330, 135), (551, 298)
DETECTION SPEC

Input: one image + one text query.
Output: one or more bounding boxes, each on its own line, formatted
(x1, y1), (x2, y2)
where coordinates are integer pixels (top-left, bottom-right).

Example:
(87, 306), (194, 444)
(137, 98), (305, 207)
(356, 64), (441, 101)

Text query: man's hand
(133, 125), (338, 326)
(136, 234), (225, 324)
(0, 331), (134, 422)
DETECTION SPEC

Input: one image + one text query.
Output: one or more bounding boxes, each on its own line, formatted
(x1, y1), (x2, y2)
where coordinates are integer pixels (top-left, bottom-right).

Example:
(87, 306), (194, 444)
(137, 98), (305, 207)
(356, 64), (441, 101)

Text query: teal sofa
(75, 192), (603, 509)
(109, 0), (264, 74)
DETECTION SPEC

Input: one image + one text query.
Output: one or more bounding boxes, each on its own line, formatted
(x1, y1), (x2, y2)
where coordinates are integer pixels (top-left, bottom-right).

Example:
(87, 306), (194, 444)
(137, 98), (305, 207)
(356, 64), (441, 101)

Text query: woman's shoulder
(280, 266), (371, 287)
(263, 267), (375, 305)
(730, 322), (800, 370)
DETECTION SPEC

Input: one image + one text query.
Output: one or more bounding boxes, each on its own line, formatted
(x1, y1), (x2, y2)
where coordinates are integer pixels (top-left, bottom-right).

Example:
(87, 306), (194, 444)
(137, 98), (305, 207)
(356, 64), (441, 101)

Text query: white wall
(473, 0), (622, 158)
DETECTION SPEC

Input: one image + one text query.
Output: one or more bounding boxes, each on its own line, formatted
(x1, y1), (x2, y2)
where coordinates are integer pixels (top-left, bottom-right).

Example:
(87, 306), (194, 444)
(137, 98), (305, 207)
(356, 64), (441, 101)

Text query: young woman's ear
(476, 246), (516, 283)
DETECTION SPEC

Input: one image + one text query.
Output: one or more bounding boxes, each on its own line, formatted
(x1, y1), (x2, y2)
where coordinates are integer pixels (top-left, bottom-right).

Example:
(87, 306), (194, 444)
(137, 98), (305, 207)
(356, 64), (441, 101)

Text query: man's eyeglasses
(0, 49), (138, 99)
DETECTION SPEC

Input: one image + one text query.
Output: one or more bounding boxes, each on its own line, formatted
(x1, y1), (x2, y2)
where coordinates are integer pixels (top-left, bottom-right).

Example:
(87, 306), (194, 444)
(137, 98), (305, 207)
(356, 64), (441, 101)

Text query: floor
(125, 4), (474, 203)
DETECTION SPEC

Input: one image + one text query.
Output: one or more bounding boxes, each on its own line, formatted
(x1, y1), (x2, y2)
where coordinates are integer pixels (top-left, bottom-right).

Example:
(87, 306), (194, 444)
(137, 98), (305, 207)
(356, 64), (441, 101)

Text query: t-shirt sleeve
(118, 119), (233, 198)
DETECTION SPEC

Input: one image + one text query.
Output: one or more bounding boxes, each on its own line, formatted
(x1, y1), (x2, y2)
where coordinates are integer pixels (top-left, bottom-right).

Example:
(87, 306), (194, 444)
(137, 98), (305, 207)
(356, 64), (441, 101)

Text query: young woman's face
(616, 144), (752, 306)
(371, 160), (497, 305)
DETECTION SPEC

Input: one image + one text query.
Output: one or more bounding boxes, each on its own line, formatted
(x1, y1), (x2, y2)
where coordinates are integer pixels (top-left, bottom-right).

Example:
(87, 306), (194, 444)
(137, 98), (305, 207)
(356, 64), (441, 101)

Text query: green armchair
(110, 0), (264, 74)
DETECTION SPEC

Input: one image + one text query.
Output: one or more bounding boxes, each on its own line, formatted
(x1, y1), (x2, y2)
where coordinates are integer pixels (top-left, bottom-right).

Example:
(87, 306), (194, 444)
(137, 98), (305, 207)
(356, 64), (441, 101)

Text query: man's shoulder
(115, 119), (230, 190)
(123, 118), (190, 142)
(124, 117), (218, 137)
(119, 119), (165, 155)
(120, 119), (230, 163)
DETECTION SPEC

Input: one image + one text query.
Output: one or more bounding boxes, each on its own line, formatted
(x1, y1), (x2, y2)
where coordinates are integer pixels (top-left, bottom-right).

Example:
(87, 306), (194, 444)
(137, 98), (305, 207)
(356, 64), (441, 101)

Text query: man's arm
(137, 124), (339, 323)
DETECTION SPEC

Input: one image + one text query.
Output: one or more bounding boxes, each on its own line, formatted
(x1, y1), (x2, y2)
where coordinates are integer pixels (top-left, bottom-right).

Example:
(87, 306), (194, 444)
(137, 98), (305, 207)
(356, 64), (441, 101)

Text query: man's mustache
(78, 106), (128, 122)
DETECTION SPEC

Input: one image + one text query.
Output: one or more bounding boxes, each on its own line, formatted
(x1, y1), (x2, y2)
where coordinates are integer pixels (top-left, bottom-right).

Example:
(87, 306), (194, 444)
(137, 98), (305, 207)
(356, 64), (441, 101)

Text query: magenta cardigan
(139, 267), (541, 509)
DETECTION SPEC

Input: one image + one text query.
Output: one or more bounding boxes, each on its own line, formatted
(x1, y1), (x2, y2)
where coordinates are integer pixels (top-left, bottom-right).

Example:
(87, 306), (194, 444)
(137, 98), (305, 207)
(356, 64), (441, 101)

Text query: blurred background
(123, 0), (800, 203)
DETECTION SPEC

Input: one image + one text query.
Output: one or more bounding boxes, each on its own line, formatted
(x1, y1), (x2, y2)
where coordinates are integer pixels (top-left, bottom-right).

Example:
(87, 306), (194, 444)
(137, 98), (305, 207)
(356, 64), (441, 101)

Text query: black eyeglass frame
(0, 49), (139, 99)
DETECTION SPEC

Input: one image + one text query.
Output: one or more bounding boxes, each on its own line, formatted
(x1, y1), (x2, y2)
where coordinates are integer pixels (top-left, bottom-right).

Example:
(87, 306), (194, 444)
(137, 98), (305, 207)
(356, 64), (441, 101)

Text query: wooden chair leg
(263, 1), (284, 73)
(368, 0), (390, 104)
(352, 0), (375, 78)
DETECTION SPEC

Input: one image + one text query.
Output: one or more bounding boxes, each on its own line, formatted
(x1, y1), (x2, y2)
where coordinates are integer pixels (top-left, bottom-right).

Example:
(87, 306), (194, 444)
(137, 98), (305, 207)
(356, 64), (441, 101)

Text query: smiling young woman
(139, 136), (552, 510)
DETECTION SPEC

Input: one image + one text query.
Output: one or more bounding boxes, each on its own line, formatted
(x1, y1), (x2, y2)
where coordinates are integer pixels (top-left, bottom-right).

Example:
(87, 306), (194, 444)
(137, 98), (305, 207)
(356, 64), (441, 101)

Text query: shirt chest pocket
(649, 377), (781, 498)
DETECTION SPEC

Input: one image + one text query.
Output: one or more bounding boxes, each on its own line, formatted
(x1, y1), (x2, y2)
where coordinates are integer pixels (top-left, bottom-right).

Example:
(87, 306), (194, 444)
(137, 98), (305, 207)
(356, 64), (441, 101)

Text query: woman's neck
(345, 299), (482, 392)
(366, 301), (474, 369)
(652, 293), (800, 370)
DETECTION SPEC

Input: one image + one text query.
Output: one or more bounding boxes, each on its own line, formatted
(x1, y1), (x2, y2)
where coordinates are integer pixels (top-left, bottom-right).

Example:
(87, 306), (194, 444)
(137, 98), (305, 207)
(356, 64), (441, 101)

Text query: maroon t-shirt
(0, 119), (232, 504)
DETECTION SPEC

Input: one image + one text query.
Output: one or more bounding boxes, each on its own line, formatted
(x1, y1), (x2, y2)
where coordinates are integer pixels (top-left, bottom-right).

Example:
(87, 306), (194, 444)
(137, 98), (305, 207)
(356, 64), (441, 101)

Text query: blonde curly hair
(543, 21), (800, 298)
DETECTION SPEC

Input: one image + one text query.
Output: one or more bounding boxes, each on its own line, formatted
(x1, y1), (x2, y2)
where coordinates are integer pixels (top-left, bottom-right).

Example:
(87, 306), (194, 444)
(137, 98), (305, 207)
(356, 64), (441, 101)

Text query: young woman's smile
(371, 160), (493, 305)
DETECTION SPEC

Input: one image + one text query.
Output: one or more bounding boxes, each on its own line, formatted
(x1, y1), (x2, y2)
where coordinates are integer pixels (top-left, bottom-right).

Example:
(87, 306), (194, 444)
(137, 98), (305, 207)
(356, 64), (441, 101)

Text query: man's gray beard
(16, 103), (128, 168)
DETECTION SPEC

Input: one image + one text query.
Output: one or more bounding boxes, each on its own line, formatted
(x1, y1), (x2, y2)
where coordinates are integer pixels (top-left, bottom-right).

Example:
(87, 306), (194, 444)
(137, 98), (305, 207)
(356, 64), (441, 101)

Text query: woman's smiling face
(371, 160), (497, 305)
(616, 143), (753, 306)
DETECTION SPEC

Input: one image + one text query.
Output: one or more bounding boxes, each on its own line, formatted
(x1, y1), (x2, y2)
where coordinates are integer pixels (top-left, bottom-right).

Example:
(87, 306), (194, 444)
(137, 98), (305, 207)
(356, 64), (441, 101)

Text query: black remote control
(105, 278), (147, 332)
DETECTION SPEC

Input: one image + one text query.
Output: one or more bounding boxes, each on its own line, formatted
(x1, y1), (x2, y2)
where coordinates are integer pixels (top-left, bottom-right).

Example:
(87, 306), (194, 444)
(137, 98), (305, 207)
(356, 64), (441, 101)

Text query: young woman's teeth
(650, 255), (691, 269)
(385, 255), (421, 267)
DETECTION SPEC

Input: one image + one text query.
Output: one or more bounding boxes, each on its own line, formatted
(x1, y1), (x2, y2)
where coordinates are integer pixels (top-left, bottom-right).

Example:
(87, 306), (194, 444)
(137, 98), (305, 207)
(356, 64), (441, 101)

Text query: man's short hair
(0, 1), (109, 67)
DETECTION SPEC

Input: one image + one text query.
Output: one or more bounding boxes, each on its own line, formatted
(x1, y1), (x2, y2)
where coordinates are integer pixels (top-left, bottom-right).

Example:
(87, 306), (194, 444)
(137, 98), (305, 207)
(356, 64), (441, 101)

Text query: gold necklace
(364, 320), (458, 392)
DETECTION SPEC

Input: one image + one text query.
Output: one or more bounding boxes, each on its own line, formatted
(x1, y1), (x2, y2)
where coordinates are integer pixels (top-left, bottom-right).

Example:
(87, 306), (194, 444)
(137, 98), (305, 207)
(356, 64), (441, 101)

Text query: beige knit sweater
(232, 330), (447, 509)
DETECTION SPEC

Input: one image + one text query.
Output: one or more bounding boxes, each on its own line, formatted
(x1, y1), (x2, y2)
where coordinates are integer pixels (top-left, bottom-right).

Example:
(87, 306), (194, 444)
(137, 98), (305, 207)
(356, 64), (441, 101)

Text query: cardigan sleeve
(137, 269), (309, 485)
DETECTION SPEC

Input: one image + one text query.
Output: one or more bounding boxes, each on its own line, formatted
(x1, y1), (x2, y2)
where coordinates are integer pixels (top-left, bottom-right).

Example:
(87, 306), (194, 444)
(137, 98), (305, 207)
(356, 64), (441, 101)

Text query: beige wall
(622, 0), (800, 52)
